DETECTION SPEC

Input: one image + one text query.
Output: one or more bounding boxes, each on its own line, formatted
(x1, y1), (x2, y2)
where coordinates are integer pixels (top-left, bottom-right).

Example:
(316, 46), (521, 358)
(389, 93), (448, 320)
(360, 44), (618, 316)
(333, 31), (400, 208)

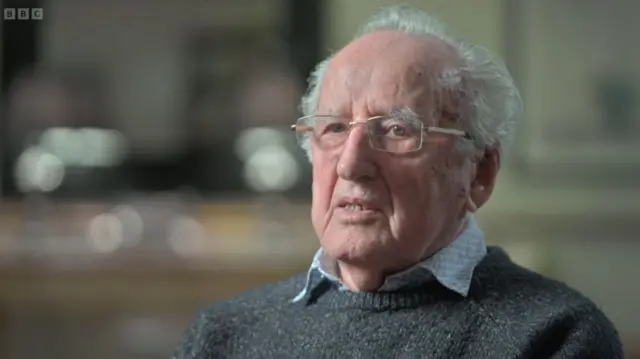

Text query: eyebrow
(318, 106), (421, 120)
(385, 107), (423, 123)
(386, 106), (417, 116)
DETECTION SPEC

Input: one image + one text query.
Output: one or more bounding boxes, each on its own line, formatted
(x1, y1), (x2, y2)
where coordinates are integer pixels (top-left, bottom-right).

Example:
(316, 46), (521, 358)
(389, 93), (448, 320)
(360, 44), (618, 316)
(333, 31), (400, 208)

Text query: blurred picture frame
(505, 0), (640, 188)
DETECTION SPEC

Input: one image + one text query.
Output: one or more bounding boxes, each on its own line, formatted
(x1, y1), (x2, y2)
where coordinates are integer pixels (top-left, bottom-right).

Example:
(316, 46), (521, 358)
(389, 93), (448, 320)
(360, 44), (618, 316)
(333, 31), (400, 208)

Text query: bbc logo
(3, 8), (44, 20)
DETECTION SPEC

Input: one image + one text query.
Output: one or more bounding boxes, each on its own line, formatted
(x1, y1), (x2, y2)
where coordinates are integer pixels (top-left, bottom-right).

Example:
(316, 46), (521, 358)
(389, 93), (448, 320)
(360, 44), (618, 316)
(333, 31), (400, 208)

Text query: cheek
(386, 159), (435, 212)
(310, 153), (338, 228)
(385, 156), (457, 228)
(424, 158), (471, 220)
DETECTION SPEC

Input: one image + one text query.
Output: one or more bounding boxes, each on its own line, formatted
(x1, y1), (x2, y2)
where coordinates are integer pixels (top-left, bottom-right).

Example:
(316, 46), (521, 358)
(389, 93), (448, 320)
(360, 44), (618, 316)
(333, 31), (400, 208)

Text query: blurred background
(0, 0), (639, 358)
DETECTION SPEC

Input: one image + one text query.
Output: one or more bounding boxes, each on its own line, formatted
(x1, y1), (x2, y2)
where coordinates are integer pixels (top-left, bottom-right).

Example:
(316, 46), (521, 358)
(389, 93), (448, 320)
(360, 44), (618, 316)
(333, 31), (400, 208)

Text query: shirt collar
(292, 215), (486, 303)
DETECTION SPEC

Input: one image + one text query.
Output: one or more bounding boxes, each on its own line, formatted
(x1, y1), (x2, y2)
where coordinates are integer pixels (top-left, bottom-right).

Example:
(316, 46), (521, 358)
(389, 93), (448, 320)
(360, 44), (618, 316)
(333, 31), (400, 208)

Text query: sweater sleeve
(542, 304), (623, 359)
(171, 314), (201, 359)
(171, 308), (217, 359)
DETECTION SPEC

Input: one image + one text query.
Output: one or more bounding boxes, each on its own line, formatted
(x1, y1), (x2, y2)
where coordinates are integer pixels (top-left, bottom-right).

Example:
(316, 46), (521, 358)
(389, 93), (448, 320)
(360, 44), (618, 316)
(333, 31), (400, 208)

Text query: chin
(319, 219), (393, 262)
(323, 236), (386, 266)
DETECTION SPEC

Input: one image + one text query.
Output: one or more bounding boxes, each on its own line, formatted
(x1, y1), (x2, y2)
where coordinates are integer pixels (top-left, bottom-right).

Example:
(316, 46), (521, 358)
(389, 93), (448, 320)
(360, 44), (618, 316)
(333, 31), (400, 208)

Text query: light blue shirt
(292, 215), (487, 303)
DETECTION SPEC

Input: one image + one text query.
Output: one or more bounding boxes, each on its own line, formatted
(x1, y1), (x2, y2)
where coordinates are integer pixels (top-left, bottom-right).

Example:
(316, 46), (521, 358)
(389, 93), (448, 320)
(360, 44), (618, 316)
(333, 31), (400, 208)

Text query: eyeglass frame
(290, 114), (474, 153)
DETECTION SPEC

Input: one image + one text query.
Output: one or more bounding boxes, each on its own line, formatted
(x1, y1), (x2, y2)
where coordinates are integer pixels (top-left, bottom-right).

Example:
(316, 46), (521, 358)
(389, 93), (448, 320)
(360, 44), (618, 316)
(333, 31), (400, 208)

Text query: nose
(336, 122), (377, 181)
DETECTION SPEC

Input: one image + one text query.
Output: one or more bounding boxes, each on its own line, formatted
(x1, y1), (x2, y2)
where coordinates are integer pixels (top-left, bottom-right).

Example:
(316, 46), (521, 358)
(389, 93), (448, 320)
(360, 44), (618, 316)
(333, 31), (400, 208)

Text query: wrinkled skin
(310, 30), (499, 291)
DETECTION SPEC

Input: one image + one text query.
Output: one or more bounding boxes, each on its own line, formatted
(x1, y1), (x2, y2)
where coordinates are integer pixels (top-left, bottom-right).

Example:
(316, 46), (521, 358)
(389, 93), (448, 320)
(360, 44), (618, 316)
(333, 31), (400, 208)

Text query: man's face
(310, 31), (483, 273)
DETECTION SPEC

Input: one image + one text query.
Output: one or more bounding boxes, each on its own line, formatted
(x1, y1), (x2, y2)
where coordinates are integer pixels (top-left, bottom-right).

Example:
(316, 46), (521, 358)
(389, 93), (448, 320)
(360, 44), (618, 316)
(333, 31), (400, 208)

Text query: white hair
(298, 5), (523, 160)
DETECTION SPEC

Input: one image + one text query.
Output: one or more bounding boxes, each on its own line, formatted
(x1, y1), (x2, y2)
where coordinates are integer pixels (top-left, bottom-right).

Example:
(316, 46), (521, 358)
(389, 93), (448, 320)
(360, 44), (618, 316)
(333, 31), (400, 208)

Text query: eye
(379, 120), (413, 138)
(323, 122), (349, 134)
(387, 124), (407, 137)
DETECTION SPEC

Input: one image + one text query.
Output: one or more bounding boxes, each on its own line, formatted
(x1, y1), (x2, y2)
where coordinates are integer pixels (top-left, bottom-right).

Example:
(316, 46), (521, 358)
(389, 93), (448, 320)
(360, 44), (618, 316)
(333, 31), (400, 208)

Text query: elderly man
(173, 5), (622, 359)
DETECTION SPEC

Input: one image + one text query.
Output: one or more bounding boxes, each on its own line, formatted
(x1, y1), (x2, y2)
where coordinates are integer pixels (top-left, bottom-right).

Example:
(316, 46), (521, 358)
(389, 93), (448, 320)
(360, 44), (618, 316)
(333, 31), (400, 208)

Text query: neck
(336, 214), (471, 292)
(337, 262), (385, 292)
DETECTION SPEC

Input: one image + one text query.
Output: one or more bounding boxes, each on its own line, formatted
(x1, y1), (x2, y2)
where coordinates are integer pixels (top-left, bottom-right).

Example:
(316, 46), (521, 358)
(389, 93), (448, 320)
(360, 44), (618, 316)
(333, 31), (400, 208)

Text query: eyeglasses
(290, 115), (473, 153)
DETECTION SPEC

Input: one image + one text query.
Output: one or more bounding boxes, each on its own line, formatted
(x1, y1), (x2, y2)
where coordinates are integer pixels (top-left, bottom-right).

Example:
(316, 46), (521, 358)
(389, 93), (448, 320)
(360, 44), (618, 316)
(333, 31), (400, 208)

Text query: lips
(336, 197), (380, 212)
(344, 203), (365, 211)
(334, 196), (383, 224)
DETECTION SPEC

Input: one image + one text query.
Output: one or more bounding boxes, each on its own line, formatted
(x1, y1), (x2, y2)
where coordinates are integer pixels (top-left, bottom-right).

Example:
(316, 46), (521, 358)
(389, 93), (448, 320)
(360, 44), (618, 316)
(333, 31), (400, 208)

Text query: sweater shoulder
(471, 247), (598, 311)
(194, 272), (306, 321)
(470, 248), (622, 358)
(172, 273), (307, 358)
(468, 247), (621, 356)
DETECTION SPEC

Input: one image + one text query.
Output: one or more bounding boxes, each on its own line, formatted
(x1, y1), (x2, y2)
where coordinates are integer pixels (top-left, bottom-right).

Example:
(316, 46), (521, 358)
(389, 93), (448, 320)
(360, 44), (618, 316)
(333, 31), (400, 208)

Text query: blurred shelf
(489, 173), (640, 214)
(479, 175), (640, 242)
(0, 256), (308, 314)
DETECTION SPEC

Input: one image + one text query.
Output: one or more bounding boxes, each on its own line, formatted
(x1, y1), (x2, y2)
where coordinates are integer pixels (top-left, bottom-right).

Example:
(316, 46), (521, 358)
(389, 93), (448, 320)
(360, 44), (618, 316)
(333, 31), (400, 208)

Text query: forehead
(320, 30), (459, 115)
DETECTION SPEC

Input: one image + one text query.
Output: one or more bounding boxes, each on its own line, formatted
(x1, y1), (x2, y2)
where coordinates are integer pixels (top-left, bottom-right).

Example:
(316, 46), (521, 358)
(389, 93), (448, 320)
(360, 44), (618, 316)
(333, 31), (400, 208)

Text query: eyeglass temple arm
(290, 124), (314, 133)
(425, 126), (474, 140)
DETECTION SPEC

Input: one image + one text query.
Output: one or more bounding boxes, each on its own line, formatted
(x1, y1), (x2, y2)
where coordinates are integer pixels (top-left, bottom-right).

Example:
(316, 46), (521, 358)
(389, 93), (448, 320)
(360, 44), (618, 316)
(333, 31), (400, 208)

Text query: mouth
(343, 203), (366, 212)
(336, 198), (380, 212)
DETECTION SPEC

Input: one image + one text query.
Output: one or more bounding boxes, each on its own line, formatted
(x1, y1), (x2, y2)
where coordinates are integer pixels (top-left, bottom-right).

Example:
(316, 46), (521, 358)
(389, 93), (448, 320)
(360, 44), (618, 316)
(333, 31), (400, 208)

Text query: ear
(465, 147), (500, 212)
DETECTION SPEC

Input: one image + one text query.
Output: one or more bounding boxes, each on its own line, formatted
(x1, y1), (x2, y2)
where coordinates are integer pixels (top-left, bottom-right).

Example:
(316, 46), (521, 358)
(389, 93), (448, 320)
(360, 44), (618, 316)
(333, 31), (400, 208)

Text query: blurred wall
(521, 0), (640, 162)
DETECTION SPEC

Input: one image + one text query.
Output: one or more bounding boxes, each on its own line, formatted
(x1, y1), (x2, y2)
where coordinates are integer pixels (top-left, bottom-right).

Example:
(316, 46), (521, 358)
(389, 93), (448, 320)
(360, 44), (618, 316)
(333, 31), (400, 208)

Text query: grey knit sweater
(172, 247), (623, 359)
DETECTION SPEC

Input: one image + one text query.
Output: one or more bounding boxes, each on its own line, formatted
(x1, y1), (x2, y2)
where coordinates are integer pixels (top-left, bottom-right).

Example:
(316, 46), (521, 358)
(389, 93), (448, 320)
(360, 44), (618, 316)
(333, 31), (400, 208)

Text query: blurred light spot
(234, 127), (285, 161)
(167, 215), (207, 256)
(86, 213), (124, 253)
(111, 205), (144, 247)
(39, 127), (126, 167)
(243, 145), (299, 193)
(14, 146), (65, 193)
